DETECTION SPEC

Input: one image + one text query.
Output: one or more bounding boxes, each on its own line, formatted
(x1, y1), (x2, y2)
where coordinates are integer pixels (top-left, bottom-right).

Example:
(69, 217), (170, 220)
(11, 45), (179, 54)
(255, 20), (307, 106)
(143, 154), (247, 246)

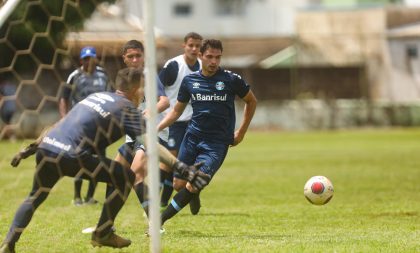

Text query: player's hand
(10, 153), (23, 167)
(190, 170), (211, 190)
(172, 161), (199, 181)
(10, 142), (38, 167)
(232, 130), (244, 146)
(172, 161), (210, 190)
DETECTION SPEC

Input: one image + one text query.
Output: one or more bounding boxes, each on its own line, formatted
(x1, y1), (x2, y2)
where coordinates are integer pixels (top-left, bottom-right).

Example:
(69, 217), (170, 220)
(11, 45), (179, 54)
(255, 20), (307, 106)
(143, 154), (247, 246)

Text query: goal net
(0, 0), (162, 252)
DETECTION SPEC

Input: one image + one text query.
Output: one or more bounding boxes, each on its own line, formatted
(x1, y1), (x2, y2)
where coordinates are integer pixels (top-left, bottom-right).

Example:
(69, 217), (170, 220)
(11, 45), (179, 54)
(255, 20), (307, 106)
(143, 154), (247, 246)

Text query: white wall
(125, 0), (308, 37)
(404, 0), (420, 7)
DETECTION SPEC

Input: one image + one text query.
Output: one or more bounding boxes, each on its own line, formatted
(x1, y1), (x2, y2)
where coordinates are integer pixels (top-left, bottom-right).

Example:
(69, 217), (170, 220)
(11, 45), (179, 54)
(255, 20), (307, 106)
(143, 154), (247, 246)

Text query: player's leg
(161, 135), (227, 225)
(1, 150), (76, 251)
(159, 136), (176, 209)
(161, 133), (198, 224)
(160, 122), (187, 208)
(114, 141), (150, 217)
(159, 163), (173, 208)
(130, 145), (150, 216)
(73, 177), (83, 206)
(81, 155), (135, 248)
(84, 179), (98, 204)
(106, 142), (134, 200)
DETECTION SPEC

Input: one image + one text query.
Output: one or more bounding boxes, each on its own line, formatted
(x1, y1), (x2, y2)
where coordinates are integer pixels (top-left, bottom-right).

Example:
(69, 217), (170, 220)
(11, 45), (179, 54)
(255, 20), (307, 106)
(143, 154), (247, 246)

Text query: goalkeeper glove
(172, 161), (211, 190)
(10, 142), (38, 167)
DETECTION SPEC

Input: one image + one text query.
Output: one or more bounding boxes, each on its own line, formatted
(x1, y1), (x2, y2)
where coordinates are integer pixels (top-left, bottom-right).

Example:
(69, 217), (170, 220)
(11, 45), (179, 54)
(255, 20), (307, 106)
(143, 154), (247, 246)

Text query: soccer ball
(304, 176), (334, 205)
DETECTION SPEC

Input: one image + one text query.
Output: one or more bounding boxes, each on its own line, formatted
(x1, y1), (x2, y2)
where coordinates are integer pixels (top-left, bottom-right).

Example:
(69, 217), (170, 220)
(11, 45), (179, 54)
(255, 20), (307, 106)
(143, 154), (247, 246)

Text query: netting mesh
(0, 0), (147, 250)
(0, 0), (125, 139)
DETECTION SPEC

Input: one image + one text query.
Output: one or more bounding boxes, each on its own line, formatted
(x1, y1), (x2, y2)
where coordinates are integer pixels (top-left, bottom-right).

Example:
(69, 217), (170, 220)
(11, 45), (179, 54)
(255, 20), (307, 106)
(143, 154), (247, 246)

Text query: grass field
(0, 129), (419, 252)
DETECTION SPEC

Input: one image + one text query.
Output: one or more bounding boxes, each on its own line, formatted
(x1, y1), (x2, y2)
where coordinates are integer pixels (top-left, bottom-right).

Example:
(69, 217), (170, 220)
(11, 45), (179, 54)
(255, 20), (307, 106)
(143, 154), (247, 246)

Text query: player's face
(199, 48), (222, 76)
(123, 48), (144, 70)
(81, 57), (96, 74)
(183, 38), (202, 62)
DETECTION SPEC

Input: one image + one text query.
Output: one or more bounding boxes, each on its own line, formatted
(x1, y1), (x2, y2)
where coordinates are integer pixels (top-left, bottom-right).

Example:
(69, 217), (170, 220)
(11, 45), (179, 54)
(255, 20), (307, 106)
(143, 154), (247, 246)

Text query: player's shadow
(176, 230), (289, 240)
(178, 212), (250, 217)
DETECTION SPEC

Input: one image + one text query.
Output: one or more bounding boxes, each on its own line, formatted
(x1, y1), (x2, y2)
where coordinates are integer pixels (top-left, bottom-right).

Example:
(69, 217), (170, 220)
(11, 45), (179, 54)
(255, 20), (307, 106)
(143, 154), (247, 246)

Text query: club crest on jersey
(192, 82), (200, 89)
(215, 81), (225, 91)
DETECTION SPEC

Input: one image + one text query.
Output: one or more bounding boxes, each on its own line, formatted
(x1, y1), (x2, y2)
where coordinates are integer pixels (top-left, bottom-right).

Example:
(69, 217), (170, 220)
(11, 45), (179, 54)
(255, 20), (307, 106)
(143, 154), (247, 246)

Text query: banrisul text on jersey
(191, 93), (227, 101)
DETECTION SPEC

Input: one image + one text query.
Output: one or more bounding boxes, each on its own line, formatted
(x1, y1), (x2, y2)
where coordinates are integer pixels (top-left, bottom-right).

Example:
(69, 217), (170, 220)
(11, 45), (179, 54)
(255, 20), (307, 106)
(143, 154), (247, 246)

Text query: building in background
(2, 0), (420, 134)
(68, 0), (420, 128)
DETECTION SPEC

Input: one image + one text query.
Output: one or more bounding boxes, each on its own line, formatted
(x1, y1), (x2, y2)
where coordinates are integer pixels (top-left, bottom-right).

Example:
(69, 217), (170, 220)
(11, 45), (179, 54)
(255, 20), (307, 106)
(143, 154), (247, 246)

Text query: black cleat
(189, 193), (201, 215)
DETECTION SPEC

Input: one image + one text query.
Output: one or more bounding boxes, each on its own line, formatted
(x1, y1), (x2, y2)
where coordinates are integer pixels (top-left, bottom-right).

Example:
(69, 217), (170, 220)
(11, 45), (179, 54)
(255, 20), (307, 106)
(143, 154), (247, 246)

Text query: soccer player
(60, 46), (112, 206)
(114, 40), (170, 218)
(0, 68), (210, 252)
(158, 32), (203, 213)
(157, 39), (257, 227)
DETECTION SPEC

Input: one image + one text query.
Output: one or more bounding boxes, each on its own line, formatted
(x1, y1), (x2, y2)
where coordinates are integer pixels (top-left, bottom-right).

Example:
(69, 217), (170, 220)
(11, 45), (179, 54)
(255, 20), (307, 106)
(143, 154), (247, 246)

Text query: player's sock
(160, 170), (173, 207)
(161, 188), (193, 225)
(134, 182), (149, 217)
(74, 178), (82, 199)
(105, 184), (114, 198)
(86, 179), (97, 200)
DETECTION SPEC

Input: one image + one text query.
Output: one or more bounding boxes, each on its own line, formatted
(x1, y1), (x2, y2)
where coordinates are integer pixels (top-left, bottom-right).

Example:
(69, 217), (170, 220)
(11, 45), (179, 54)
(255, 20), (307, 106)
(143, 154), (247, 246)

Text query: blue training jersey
(178, 68), (250, 145)
(62, 66), (111, 107)
(39, 92), (144, 157)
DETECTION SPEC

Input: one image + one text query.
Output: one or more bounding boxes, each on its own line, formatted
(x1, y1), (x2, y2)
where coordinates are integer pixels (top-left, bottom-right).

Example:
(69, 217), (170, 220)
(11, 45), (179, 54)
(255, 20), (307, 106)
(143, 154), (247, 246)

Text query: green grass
(1, 129), (420, 252)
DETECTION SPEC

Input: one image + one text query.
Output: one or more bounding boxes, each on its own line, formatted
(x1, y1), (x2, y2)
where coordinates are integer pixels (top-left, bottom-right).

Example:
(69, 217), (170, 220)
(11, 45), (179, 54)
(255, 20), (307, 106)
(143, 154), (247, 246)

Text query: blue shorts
(176, 132), (229, 180)
(118, 138), (167, 165)
(166, 121), (189, 151)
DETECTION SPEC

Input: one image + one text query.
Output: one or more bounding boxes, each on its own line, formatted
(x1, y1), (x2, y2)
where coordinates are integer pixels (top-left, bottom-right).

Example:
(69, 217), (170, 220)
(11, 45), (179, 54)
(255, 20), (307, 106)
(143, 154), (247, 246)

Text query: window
(174, 3), (192, 16)
(214, 0), (248, 16)
(406, 44), (418, 59)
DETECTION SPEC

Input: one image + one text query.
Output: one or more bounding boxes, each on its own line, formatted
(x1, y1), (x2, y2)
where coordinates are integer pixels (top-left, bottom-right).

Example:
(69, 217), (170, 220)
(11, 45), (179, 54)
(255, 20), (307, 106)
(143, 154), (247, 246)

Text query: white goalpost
(142, 0), (161, 252)
(0, 0), (21, 26)
(0, 0), (162, 251)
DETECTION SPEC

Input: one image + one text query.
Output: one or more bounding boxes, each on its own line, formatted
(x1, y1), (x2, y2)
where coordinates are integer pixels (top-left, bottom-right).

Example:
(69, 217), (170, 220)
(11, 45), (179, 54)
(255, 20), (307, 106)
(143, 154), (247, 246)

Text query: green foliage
(0, 129), (420, 252)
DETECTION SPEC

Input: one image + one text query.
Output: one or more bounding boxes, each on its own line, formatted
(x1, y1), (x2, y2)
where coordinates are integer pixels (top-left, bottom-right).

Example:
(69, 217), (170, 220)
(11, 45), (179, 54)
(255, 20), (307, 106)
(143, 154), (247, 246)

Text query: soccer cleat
(189, 193), (201, 215)
(72, 198), (83, 206)
(84, 197), (98, 205)
(0, 243), (15, 253)
(91, 231), (131, 248)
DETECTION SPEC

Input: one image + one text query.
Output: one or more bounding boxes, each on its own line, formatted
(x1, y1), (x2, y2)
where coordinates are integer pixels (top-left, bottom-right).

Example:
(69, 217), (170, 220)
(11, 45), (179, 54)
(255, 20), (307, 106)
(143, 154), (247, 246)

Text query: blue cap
(80, 46), (96, 59)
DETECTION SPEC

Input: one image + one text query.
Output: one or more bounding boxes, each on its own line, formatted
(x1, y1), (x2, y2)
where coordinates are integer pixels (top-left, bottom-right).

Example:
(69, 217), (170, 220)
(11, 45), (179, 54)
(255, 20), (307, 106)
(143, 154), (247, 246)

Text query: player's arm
(126, 104), (209, 189)
(136, 133), (209, 190)
(59, 77), (73, 118)
(156, 95), (169, 113)
(10, 124), (55, 167)
(156, 76), (169, 113)
(142, 77), (169, 117)
(232, 90), (257, 146)
(58, 98), (69, 118)
(157, 101), (187, 131)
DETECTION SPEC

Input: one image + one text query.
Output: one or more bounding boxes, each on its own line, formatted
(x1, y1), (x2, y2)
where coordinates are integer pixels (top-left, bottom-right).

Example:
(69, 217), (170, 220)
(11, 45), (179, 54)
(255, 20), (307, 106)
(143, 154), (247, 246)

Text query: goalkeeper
(0, 68), (210, 253)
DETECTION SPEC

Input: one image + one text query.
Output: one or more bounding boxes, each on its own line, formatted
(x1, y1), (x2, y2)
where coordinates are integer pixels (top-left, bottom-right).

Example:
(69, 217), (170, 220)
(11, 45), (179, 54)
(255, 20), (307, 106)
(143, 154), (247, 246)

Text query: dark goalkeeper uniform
(4, 91), (143, 246)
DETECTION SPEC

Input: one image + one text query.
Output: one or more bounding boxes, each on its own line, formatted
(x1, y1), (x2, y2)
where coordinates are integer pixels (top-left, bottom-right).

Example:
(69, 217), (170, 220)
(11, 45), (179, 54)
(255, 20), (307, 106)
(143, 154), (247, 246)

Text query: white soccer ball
(304, 176), (334, 205)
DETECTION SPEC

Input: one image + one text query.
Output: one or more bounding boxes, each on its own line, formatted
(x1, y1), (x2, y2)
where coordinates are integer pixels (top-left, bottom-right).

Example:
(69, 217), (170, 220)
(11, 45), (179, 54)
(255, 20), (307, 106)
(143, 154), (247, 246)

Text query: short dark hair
(115, 67), (142, 92)
(184, 32), (203, 43)
(122, 40), (144, 55)
(200, 39), (223, 54)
